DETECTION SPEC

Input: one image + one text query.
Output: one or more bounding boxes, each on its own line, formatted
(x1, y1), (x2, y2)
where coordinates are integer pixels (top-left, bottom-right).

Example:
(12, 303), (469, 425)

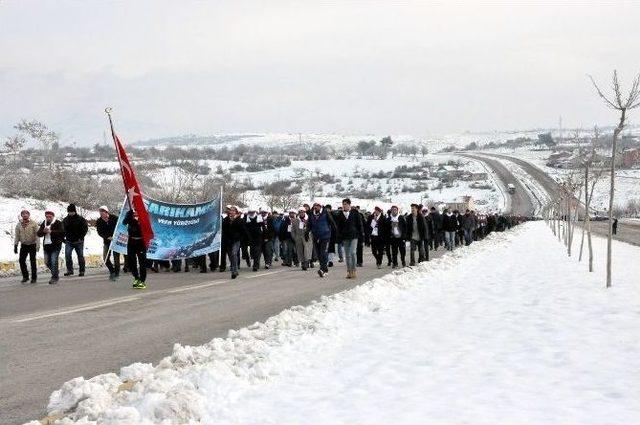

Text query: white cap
(259, 206), (268, 213)
(98, 205), (109, 213)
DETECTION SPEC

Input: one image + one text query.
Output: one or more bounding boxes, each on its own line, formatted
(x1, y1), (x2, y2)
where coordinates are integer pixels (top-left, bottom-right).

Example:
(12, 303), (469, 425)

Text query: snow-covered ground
(37, 222), (639, 425)
(0, 197), (103, 264)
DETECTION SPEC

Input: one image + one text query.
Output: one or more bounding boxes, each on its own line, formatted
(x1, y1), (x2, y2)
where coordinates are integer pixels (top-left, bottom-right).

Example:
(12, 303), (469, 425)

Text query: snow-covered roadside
(0, 197), (104, 276)
(31, 222), (639, 424)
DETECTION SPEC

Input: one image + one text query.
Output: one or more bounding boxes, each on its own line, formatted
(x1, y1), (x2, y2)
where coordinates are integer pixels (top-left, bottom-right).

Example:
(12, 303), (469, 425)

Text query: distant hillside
(136, 134), (263, 147)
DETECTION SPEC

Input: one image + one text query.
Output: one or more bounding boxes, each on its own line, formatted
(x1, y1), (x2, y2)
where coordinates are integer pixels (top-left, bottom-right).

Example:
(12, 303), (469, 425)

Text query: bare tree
(3, 134), (25, 164)
(14, 119), (59, 168)
(578, 126), (606, 272)
(589, 71), (640, 287)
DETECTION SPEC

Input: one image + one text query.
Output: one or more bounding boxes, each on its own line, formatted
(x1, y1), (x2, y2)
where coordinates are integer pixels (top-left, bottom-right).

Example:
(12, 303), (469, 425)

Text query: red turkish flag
(113, 133), (155, 248)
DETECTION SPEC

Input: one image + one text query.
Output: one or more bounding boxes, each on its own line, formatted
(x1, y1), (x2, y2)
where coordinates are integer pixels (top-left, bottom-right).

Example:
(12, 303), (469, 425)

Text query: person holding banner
(123, 209), (148, 289)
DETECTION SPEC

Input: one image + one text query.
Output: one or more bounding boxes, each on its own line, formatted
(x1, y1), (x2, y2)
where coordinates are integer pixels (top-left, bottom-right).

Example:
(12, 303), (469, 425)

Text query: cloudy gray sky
(1, 1), (639, 145)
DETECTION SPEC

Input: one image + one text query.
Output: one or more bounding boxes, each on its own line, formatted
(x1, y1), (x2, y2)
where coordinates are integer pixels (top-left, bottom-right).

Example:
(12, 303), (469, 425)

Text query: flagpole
(105, 107), (133, 210)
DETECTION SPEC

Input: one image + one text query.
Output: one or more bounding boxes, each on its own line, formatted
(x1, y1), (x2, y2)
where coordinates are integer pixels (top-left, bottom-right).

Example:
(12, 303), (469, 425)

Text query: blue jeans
(464, 229), (473, 246)
(44, 247), (61, 279)
(445, 231), (456, 250)
(343, 238), (357, 271)
(65, 241), (86, 273)
(229, 242), (241, 274)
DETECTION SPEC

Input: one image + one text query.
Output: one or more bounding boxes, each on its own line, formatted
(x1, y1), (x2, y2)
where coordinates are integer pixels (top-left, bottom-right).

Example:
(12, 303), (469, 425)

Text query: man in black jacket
(245, 208), (264, 271)
(334, 198), (364, 279)
(62, 203), (88, 277)
(260, 208), (276, 269)
(428, 206), (443, 250)
(406, 204), (427, 266)
(96, 206), (120, 281)
(365, 206), (387, 269)
(123, 209), (147, 289)
(226, 206), (249, 279)
(387, 205), (406, 268)
(37, 209), (65, 284)
(354, 205), (366, 267)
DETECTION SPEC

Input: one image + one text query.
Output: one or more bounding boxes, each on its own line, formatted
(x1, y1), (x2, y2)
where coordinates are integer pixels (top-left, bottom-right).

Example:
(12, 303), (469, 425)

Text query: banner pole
(105, 107), (132, 210)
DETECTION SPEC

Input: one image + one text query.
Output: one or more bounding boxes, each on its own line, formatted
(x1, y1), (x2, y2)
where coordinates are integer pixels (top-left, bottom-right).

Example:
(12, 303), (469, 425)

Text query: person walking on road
(365, 206), (387, 269)
(260, 208), (276, 269)
(14, 207), (40, 284)
(308, 202), (336, 277)
(96, 206), (121, 281)
(442, 208), (457, 251)
(245, 207), (264, 272)
(226, 206), (248, 279)
(612, 218), (618, 235)
(462, 209), (477, 246)
(387, 205), (407, 268)
(291, 207), (312, 271)
(123, 209), (147, 289)
(406, 204), (427, 266)
(62, 203), (88, 277)
(335, 198), (363, 279)
(37, 208), (64, 285)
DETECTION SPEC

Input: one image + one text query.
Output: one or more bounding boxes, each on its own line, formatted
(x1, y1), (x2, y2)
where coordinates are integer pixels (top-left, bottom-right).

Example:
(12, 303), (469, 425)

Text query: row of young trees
(545, 70), (640, 288)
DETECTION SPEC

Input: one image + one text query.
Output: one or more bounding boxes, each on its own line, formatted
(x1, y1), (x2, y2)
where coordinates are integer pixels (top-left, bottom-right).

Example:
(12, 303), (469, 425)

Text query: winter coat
(429, 211), (443, 232)
(442, 213), (458, 232)
(226, 216), (249, 245)
(279, 217), (295, 241)
(335, 210), (364, 241)
(262, 216), (276, 241)
(123, 210), (142, 239)
(273, 216), (284, 235)
(96, 214), (119, 245)
(245, 215), (264, 244)
(387, 214), (407, 240)
(291, 215), (312, 255)
(308, 209), (336, 241)
(405, 213), (428, 241)
(462, 214), (477, 231)
(37, 219), (65, 251)
(63, 214), (88, 243)
(365, 214), (388, 244)
(14, 219), (40, 249)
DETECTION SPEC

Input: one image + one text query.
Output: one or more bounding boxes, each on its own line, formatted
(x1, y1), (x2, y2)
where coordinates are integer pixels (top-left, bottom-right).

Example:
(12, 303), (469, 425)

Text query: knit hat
(67, 203), (77, 213)
(298, 206), (306, 212)
(20, 206), (30, 214)
(98, 205), (109, 213)
(374, 206), (383, 212)
(44, 207), (55, 215)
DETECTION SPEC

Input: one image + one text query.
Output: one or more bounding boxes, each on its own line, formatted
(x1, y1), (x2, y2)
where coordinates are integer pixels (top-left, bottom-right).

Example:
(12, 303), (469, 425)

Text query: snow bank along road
(0, 251), (455, 424)
(24, 222), (640, 425)
(481, 152), (640, 246)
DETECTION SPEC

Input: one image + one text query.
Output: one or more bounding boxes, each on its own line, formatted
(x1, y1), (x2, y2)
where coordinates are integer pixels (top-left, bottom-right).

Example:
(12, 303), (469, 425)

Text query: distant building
(444, 195), (475, 212)
(621, 148), (640, 168)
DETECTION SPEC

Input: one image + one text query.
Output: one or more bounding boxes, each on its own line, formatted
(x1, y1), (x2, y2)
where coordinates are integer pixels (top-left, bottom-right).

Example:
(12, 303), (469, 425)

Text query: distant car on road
(507, 183), (516, 194)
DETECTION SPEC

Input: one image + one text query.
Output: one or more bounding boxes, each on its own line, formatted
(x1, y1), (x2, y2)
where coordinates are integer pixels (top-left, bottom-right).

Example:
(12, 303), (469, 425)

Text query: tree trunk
(606, 109), (625, 287)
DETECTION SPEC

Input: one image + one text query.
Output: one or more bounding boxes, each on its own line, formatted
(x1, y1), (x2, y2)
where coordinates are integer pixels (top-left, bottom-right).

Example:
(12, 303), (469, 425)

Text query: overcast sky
(1, 1), (640, 145)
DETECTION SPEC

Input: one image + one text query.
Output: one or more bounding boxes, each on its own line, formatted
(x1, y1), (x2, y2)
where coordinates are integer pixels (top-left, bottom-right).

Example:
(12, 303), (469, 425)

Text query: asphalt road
(479, 152), (640, 246)
(1, 249), (452, 424)
(458, 153), (536, 216)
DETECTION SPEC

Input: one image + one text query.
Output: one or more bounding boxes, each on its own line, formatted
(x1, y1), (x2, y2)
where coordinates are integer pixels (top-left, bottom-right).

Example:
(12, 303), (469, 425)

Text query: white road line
(12, 296), (142, 324)
(243, 270), (283, 279)
(167, 281), (228, 293)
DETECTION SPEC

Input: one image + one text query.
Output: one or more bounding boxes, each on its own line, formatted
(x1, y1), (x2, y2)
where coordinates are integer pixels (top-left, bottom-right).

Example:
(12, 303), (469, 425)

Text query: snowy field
(38, 222), (639, 425)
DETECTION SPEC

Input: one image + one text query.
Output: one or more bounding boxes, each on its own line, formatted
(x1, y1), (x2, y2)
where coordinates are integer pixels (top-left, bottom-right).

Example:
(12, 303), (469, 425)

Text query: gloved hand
(14, 244), (18, 254)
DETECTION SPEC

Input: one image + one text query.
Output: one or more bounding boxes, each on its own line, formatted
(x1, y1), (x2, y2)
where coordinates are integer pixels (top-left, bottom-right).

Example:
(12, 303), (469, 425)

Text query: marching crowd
(13, 199), (525, 288)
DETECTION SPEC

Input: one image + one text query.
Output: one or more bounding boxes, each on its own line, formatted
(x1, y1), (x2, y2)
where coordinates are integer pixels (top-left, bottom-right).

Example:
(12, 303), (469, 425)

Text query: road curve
(480, 152), (640, 247)
(458, 153), (536, 216)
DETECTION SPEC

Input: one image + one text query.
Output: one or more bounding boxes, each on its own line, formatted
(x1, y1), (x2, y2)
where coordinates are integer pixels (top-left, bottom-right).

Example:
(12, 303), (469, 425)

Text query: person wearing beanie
(62, 203), (89, 277)
(37, 209), (65, 284)
(96, 205), (121, 281)
(14, 208), (40, 283)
